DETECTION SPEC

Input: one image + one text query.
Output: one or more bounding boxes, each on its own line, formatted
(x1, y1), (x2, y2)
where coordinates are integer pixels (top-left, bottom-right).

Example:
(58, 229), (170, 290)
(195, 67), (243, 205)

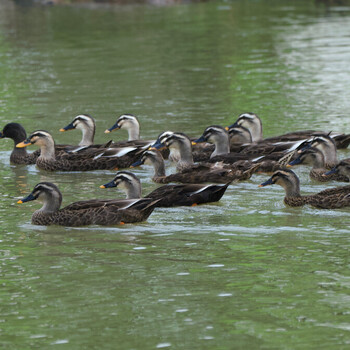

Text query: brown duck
(100, 171), (230, 207)
(288, 147), (349, 182)
(16, 130), (145, 171)
(131, 149), (258, 184)
(17, 182), (159, 226)
(227, 112), (350, 149)
(0, 123), (39, 164)
(259, 169), (350, 209)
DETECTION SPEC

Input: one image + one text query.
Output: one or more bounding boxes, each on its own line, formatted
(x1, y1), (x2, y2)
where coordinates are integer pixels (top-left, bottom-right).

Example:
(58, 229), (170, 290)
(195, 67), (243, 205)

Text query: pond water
(1, 0), (350, 348)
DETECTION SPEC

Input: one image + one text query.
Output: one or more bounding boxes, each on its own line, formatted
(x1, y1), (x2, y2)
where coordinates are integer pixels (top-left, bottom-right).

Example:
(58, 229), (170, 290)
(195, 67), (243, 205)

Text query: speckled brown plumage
(146, 183), (230, 206)
(17, 130), (146, 171)
(288, 147), (349, 182)
(153, 162), (259, 184)
(19, 182), (159, 226)
(260, 169), (350, 209)
(103, 171), (230, 207)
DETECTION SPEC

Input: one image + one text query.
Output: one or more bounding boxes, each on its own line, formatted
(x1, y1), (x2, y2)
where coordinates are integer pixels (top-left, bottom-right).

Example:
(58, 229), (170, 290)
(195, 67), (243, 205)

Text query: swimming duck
(131, 149), (258, 184)
(105, 114), (140, 141)
(228, 112), (350, 149)
(297, 135), (340, 168)
(192, 124), (299, 162)
(191, 127), (295, 173)
(17, 182), (159, 226)
(259, 169), (350, 209)
(288, 147), (349, 182)
(228, 125), (252, 145)
(16, 130), (144, 171)
(100, 171), (230, 207)
(324, 160), (350, 181)
(59, 114), (96, 147)
(193, 126), (230, 158)
(0, 123), (39, 164)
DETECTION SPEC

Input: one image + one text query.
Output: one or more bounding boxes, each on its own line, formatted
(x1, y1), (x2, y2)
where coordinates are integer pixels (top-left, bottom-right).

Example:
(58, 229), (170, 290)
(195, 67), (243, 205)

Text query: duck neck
(320, 143), (337, 166)
(127, 125), (140, 141)
(211, 134), (230, 158)
(38, 192), (62, 213)
(12, 146), (28, 158)
(174, 141), (193, 169)
(282, 180), (301, 198)
(311, 153), (325, 169)
(11, 130), (28, 156)
(79, 125), (95, 146)
(123, 181), (142, 199)
(147, 156), (166, 178)
(38, 139), (56, 161)
(250, 121), (263, 142)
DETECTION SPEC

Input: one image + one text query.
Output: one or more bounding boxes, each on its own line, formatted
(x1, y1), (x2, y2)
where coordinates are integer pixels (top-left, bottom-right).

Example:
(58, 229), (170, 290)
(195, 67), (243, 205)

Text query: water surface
(1, 0), (350, 348)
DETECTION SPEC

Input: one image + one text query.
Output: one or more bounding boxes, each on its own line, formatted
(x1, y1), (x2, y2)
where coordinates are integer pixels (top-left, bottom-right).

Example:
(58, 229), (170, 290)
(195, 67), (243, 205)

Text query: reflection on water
(1, 0), (350, 348)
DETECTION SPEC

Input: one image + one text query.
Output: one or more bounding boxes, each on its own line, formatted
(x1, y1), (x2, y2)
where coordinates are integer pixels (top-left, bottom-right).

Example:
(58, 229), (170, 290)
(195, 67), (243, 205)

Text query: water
(1, 0), (350, 348)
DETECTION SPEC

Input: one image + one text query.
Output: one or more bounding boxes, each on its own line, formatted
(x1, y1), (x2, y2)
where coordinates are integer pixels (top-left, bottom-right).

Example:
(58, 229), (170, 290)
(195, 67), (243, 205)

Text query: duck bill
(130, 159), (143, 168)
(100, 181), (117, 189)
(192, 135), (206, 145)
(59, 121), (75, 132)
(287, 157), (302, 167)
(149, 140), (166, 151)
(324, 168), (337, 176)
(16, 140), (32, 148)
(17, 192), (36, 204)
(259, 178), (274, 187)
(104, 123), (120, 134)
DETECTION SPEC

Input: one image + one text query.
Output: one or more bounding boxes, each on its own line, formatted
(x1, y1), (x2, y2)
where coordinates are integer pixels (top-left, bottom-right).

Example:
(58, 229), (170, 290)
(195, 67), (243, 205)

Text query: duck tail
(333, 134), (350, 149)
(140, 199), (162, 217)
(243, 162), (261, 178)
(277, 150), (296, 166)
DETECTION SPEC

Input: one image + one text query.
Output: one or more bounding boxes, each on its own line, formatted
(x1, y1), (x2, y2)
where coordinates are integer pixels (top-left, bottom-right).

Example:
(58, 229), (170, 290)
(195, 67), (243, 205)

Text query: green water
(1, 0), (350, 348)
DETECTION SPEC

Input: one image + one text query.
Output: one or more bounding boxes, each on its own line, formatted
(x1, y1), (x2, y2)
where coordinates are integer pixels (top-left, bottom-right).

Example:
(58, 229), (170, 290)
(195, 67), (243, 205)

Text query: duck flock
(1, 112), (350, 227)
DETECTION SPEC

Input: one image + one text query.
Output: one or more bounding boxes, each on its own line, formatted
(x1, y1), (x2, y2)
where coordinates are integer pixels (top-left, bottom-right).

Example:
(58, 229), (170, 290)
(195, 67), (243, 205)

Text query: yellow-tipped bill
(225, 126), (229, 131)
(17, 200), (23, 204)
(59, 128), (66, 132)
(16, 141), (31, 148)
(99, 185), (106, 189)
(104, 129), (111, 134)
(191, 141), (197, 146)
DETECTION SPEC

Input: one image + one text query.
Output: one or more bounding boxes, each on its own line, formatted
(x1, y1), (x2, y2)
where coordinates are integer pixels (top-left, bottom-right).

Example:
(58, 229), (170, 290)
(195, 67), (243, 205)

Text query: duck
(104, 114), (140, 141)
(104, 114), (158, 150)
(100, 171), (230, 207)
(228, 113), (263, 142)
(17, 182), (159, 226)
(259, 169), (350, 209)
(325, 159), (350, 177)
(228, 125), (252, 145)
(287, 147), (349, 182)
(131, 149), (258, 184)
(16, 130), (144, 171)
(59, 114), (97, 147)
(192, 125), (298, 161)
(228, 112), (350, 149)
(296, 135), (341, 168)
(59, 114), (143, 153)
(192, 125), (230, 158)
(0, 123), (39, 164)
(191, 127), (295, 173)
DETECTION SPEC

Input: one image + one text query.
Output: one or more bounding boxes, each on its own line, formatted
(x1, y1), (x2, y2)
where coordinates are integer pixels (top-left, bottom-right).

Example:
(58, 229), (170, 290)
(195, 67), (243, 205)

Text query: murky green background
(1, 0), (350, 348)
